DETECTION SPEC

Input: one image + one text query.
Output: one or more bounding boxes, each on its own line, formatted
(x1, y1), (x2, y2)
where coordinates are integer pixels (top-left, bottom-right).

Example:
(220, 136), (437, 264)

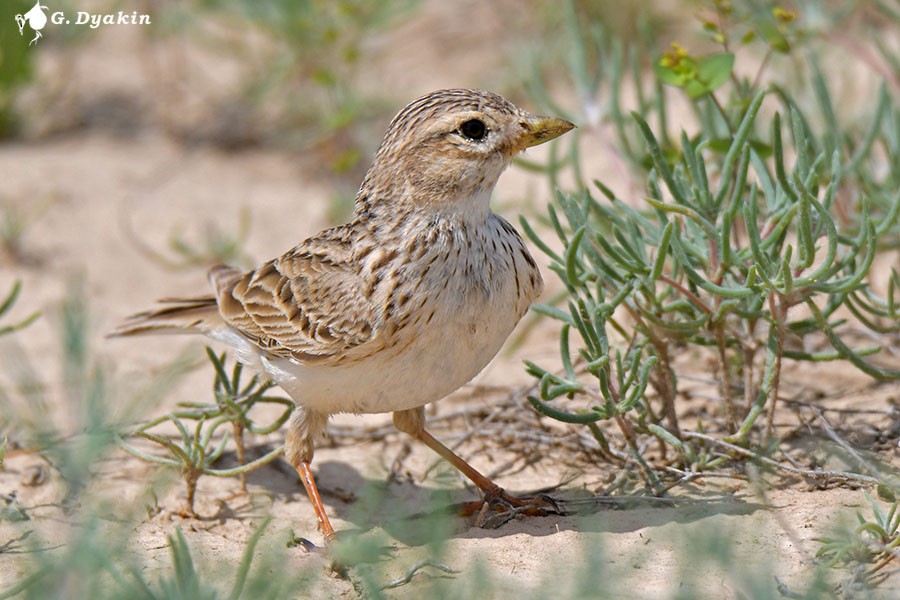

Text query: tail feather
(109, 297), (223, 337)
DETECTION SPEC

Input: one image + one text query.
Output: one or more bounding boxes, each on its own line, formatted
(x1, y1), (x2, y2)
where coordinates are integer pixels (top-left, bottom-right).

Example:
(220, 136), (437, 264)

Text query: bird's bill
(514, 115), (576, 152)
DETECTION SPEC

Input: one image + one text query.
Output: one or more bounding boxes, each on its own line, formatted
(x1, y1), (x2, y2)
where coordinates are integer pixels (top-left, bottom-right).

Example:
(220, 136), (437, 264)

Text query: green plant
(0, 281), (39, 337)
(525, 0), (900, 235)
(0, 517), (295, 600)
(0, 195), (56, 265)
(522, 1), (900, 488)
(0, 1), (38, 137)
(124, 207), (255, 271)
(0, 280), (36, 474)
(0, 285), (312, 598)
(817, 493), (900, 590)
(118, 348), (292, 515)
(158, 0), (421, 177)
(0, 279), (866, 600)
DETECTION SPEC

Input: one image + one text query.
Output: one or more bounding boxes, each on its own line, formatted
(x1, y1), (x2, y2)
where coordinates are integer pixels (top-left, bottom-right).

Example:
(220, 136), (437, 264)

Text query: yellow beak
(513, 115), (576, 153)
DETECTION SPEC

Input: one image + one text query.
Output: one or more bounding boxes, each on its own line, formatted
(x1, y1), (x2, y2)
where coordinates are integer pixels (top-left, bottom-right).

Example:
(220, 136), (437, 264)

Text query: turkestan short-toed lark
(113, 88), (575, 544)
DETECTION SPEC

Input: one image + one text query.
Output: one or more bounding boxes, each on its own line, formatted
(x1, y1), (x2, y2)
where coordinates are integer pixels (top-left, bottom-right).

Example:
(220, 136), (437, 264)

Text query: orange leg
(394, 408), (559, 517)
(285, 408), (336, 545)
(295, 461), (337, 544)
(415, 429), (554, 515)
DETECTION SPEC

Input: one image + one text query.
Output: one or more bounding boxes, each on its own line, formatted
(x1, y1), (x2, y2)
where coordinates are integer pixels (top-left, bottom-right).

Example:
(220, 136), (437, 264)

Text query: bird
(111, 88), (575, 545)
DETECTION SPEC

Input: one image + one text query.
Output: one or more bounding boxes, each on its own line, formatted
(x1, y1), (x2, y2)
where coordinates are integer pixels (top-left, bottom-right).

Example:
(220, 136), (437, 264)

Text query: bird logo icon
(14, 1), (49, 46)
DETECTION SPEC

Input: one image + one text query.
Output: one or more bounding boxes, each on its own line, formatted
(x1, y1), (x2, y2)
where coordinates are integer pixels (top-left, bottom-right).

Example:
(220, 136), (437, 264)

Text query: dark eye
(459, 119), (487, 141)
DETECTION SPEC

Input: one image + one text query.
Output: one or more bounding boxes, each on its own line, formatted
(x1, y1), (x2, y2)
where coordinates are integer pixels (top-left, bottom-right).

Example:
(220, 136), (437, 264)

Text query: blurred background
(0, 0), (703, 380)
(3, 0), (895, 320)
(2, 1), (900, 597)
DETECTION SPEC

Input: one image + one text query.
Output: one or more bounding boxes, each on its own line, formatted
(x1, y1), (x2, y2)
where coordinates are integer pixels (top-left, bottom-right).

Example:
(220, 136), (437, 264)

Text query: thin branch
(683, 430), (881, 485)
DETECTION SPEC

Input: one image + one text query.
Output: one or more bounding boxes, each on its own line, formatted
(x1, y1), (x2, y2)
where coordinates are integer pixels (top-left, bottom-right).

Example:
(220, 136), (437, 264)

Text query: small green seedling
(118, 348), (292, 515)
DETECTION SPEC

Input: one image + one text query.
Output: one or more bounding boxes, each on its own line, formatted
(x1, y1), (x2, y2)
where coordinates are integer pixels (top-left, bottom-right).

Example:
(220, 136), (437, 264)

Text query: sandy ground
(2, 3), (900, 598)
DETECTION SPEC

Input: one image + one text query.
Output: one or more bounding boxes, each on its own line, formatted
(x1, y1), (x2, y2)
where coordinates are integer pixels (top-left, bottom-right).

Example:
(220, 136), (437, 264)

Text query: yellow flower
(661, 42), (689, 69)
(773, 6), (797, 22)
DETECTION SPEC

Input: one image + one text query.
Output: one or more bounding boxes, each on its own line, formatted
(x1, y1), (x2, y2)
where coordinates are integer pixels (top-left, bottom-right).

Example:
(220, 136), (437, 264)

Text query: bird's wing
(215, 225), (382, 365)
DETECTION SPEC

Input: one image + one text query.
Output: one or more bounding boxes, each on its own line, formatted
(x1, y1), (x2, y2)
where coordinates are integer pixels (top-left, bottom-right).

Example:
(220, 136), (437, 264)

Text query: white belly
(211, 214), (542, 415)
(263, 271), (527, 414)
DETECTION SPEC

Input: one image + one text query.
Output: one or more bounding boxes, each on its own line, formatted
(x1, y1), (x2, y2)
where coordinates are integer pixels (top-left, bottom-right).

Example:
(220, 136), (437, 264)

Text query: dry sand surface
(2, 4), (900, 599)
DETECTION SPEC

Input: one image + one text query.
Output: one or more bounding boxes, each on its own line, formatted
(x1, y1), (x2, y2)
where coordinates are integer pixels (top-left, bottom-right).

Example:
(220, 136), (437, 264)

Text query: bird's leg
(285, 408), (336, 544)
(393, 408), (559, 517)
(295, 461), (336, 544)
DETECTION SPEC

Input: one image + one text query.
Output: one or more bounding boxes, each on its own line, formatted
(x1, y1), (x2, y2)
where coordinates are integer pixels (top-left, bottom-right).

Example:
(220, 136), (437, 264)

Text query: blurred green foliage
(185, 0), (422, 175)
(816, 493), (900, 587)
(0, 281), (38, 337)
(0, 1), (38, 137)
(0, 287), (306, 598)
(125, 206), (255, 271)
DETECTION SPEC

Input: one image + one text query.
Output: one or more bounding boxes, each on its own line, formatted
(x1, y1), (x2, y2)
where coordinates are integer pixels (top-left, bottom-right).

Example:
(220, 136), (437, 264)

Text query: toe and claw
(464, 487), (564, 528)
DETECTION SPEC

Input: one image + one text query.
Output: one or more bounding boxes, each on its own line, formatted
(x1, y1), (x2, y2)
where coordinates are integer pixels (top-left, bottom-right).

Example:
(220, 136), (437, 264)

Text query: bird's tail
(109, 297), (223, 337)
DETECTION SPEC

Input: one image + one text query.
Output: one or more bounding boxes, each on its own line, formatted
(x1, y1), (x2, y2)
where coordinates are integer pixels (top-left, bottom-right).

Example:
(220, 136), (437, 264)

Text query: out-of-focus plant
(0, 281), (39, 337)
(525, 0), (900, 239)
(522, 0), (900, 485)
(123, 206), (255, 271)
(1, 193), (60, 265)
(0, 284), (312, 598)
(0, 0), (101, 138)
(0, 517), (296, 599)
(117, 348), (292, 515)
(816, 493), (900, 591)
(160, 0), (421, 178)
(0, 1), (38, 137)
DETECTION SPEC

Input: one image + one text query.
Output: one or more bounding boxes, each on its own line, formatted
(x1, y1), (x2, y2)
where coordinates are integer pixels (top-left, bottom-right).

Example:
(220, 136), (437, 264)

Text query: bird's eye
(459, 119), (487, 141)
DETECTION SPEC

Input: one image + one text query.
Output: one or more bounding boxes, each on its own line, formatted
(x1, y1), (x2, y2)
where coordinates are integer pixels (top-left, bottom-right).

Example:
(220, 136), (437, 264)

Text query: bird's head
(358, 89), (574, 218)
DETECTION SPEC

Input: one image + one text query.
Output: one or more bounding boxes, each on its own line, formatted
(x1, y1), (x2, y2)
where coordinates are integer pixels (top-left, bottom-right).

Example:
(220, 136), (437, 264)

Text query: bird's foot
(287, 530), (394, 577)
(287, 532), (323, 553)
(461, 488), (564, 529)
(288, 531), (349, 577)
